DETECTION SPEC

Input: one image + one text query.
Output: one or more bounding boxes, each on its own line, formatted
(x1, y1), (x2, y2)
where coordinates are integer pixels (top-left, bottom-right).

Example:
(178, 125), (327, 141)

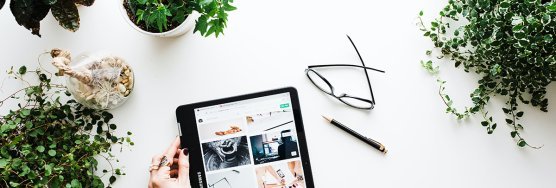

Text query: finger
(157, 166), (171, 176)
(150, 154), (163, 175)
(163, 137), (181, 165)
(178, 149), (190, 185)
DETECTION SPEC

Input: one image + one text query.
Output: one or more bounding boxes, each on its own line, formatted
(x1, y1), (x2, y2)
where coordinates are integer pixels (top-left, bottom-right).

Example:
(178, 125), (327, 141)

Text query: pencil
(322, 115), (387, 154)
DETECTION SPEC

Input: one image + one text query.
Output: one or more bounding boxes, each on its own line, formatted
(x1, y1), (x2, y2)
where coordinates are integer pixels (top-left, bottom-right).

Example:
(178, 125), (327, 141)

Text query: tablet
(176, 87), (314, 188)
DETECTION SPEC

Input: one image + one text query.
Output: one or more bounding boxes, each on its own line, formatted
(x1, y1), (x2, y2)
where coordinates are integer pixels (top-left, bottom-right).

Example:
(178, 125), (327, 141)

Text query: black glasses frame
(305, 35), (385, 110)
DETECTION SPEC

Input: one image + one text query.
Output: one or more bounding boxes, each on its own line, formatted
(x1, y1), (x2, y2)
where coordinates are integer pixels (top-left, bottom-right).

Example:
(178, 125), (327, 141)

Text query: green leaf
(481, 121), (489, 126)
(505, 119), (513, 124)
(36, 146), (45, 152)
(0, 159), (8, 168)
(223, 4), (236, 11)
(20, 109), (31, 117)
(51, 0), (80, 32)
(516, 111), (524, 117)
(517, 139), (526, 147)
(48, 150), (56, 156)
(109, 124), (117, 130)
(548, 4), (556, 12)
(500, 1), (510, 8)
(419, 10), (424, 16)
(19, 66), (27, 74)
(109, 176), (116, 184)
(71, 179), (82, 188)
(510, 131), (517, 138)
(44, 164), (53, 176)
(194, 15), (208, 34)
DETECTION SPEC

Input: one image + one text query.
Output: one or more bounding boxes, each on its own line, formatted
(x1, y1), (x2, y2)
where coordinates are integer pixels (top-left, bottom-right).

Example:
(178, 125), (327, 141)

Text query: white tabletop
(1, 0), (556, 187)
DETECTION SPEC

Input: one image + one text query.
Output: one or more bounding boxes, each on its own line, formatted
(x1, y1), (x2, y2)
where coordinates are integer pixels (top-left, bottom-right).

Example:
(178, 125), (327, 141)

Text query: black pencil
(322, 116), (387, 154)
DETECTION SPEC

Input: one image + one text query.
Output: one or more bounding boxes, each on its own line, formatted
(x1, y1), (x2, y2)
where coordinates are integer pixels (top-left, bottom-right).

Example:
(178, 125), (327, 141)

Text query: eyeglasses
(305, 35), (385, 110)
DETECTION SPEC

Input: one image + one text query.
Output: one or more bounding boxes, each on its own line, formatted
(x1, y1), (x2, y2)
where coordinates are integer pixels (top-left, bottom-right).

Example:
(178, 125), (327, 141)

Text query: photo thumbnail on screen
(202, 136), (251, 171)
(255, 160), (306, 188)
(250, 129), (300, 165)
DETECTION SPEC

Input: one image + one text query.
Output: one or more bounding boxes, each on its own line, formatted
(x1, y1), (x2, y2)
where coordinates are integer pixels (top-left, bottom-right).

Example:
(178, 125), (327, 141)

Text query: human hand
(148, 137), (191, 188)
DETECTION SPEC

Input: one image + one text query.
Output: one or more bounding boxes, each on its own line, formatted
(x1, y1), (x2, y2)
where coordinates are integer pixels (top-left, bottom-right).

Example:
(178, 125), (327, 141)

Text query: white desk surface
(1, 0), (556, 187)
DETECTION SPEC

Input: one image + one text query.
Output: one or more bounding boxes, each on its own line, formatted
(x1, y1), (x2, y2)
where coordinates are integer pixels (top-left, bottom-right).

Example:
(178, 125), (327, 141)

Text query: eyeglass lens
(306, 69), (333, 94)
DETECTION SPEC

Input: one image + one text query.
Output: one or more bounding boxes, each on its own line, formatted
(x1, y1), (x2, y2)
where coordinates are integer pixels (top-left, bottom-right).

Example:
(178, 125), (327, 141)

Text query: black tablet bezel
(175, 87), (314, 188)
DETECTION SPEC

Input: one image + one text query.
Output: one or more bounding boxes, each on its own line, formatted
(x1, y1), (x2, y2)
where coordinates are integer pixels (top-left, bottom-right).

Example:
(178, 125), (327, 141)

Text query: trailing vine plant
(0, 56), (133, 187)
(418, 0), (556, 147)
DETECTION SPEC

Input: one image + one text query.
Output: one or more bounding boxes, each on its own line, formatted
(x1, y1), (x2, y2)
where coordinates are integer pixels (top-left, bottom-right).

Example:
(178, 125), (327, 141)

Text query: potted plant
(121, 0), (236, 37)
(5, 0), (95, 37)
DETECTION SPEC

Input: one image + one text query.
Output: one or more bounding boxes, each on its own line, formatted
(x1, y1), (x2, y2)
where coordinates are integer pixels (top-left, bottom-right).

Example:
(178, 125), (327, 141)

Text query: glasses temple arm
(307, 64), (385, 73)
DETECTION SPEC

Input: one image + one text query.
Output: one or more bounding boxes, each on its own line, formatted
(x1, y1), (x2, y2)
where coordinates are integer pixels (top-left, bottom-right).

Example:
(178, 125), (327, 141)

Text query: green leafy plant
(418, 0), (556, 147)
(8, 0), (95, 37)
(0, 62), (133, 187)
(124, 0), (236, 37)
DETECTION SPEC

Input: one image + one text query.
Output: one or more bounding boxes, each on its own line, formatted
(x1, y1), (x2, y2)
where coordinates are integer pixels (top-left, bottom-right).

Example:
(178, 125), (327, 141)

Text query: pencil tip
(321, 115), (331, 122)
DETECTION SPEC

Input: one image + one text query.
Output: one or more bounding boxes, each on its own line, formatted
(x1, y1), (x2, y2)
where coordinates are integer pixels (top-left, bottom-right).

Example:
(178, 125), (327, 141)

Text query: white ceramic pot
(120, 0), (199, 38)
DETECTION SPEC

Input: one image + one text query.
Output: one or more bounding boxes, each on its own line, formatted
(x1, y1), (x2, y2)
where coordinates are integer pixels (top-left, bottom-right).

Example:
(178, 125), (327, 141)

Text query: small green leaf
(0, 159), (8, 168)
(548, 4), (556, 11)
(71, 179), (82, 188)
(109, 124), (117, 130)
(516, 111), (524, 117)
(36, 146), (45, 152)
(18, 66), (27, 74)
(505, 119), (513, 124)
(48, 150), (56, 156)
(481, 121), (489, 126)
(20, 109), (31, 117)
(510, 131), (517, 138)
(517, 139), (526, 147)
(419, 10), (424, 16)
(500, 1), (510, 8)
(109, 176), (116, 184)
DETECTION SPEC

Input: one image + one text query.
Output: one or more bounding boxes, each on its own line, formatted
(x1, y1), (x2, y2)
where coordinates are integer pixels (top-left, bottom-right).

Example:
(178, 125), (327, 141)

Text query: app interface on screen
(194, 93), (307, 188)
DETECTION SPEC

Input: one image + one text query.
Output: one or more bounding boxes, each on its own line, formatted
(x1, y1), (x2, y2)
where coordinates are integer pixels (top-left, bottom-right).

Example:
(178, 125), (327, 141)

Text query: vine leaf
(9, 0), (51, 37)
(73, 0), (94, 6)
(51, 0), (80, 32)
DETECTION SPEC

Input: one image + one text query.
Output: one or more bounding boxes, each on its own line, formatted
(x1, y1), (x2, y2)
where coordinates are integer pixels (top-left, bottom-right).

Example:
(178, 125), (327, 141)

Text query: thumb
(178, 149), (191, 186)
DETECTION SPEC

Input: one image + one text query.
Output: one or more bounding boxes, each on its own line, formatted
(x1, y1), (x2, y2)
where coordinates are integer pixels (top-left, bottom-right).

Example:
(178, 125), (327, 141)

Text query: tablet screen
(193, 92), (308, 188)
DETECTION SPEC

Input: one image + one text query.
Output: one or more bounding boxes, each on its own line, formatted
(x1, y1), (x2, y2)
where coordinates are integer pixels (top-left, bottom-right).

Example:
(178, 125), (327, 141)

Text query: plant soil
(123, 0), (187, 33)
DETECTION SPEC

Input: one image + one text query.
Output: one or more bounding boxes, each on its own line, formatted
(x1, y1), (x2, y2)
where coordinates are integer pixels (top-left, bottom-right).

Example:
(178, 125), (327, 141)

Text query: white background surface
(1, 0), (556, 187)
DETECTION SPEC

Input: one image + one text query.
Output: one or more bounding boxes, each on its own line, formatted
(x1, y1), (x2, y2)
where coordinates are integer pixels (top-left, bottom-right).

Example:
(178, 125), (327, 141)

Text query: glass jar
(65, 51), (134, 110)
